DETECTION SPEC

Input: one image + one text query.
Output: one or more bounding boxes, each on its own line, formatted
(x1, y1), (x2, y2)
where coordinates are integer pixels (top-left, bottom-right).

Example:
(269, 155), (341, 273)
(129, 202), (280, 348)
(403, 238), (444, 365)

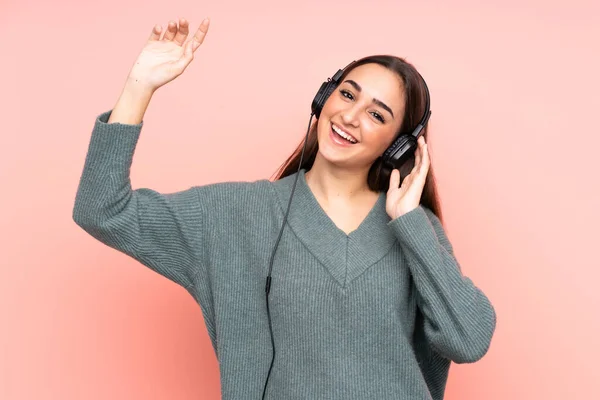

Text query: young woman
(73, 17), (496, 400)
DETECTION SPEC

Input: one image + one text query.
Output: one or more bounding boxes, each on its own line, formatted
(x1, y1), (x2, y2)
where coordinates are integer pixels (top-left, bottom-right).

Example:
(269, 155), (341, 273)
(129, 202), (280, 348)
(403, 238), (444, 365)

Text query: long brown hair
(271, 55), (444, 225)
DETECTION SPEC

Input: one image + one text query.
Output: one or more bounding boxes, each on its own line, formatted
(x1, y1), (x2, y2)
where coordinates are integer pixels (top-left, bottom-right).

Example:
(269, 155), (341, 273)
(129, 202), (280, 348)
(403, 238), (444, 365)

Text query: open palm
(128, 18), (210, 91)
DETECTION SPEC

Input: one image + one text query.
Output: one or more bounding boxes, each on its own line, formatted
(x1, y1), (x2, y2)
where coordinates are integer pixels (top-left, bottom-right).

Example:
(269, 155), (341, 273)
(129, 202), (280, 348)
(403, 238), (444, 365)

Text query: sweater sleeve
(387, 205), (496, 364)
(72, 110), (204, 290)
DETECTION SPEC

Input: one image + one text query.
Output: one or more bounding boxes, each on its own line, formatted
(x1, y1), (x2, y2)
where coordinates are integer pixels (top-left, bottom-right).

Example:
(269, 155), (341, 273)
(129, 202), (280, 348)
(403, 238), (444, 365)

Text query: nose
(341, 104), (360, 127)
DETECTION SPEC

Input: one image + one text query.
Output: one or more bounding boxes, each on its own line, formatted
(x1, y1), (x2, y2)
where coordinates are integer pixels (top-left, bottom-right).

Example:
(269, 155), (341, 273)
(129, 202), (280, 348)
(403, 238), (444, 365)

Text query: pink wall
(2, 0), (599, 398)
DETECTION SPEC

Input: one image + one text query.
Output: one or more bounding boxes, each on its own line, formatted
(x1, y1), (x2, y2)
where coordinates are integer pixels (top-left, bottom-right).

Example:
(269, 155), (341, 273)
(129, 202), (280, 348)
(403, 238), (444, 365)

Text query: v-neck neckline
(302, 171), (385, 238)
(270, 169), (397, 288)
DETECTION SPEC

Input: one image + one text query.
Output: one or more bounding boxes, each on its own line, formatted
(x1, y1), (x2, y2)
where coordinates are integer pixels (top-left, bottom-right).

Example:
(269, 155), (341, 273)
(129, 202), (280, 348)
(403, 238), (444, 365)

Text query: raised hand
(127, 18), (210, 92)
(385, 136), (430, 220)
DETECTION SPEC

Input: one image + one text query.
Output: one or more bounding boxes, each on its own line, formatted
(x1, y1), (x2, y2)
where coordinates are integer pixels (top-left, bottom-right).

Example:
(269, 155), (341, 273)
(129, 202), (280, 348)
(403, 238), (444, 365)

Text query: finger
(162, 20), (178, 41)
(148, 24), (162, 41)
(192, 18), (210, 51)
(388, 169), (400, 192)
(420, 143), (430, 174)
(408, 163), (418, 178)
(173, 17), (189, 45)
(418, 137), (428, 170)
(175, 39), (195, 71)
(185, 38), (195, 61)
(413, 144), (422, 171)
(399, 172), (414, 191)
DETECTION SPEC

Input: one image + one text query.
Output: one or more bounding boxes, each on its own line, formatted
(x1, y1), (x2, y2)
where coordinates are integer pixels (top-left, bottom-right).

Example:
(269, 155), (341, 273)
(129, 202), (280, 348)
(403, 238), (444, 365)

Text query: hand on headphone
(385, 136), (430, 220)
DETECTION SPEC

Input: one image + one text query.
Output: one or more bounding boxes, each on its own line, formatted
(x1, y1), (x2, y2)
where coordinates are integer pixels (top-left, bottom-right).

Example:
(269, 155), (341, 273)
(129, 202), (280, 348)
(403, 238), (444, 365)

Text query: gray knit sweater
(73, 110), (496, 400)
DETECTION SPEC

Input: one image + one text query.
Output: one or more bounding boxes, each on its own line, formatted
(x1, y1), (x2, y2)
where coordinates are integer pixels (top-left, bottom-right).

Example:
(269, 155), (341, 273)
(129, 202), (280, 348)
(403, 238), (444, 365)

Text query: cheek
(315, 116), (331, 144)
(323, 93), (345, 115)
(362, 125), (397, 152)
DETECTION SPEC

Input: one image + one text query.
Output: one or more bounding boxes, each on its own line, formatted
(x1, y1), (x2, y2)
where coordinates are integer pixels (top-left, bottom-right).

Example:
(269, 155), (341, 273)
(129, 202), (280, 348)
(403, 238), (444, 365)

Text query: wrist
(392, 205), (419, 220)
(123, 76), (156, 98)
(107, 79), (155, 125)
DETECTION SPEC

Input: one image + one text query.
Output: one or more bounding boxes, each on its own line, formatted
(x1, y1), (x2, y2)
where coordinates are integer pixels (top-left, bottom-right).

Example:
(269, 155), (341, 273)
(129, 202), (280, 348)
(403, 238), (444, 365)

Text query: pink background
(2, 0), (599, 398)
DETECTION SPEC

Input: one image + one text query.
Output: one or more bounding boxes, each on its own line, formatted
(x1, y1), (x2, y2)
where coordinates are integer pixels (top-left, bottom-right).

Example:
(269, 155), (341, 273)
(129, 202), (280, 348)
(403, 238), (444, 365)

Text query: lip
(329, 122), (358, 147)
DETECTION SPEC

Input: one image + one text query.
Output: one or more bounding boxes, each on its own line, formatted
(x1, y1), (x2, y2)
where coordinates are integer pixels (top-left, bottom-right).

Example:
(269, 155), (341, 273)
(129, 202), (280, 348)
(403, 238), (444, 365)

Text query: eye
(339, 89), (354, 100)
(339, 88), (385, 123)
(371, 111), (385, 123)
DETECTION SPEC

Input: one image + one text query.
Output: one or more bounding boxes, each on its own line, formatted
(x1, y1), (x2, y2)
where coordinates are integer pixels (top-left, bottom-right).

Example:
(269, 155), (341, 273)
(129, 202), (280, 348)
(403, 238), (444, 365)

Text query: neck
(304, 154), (374, 203)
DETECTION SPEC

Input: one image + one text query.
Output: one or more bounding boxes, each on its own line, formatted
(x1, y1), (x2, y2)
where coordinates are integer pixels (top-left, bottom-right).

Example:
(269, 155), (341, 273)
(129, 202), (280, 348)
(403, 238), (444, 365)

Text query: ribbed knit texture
(73, 110), (496, 400)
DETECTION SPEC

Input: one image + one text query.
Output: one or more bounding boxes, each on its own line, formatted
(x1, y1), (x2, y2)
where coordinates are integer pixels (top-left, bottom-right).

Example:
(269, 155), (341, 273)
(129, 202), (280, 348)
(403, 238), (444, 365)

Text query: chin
(315, 141), (363, 170)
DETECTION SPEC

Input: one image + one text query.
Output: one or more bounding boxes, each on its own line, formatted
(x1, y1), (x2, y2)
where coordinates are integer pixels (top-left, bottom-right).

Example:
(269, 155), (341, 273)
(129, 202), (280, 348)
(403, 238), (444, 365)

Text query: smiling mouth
(331, 123), (358, 144)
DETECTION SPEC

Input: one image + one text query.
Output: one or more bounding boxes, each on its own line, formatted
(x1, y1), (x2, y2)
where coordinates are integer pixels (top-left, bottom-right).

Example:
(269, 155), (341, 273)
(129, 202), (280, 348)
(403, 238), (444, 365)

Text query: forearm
(389, 206), (496, 363)
(107, 78), (155, 125)
(73, 108), (144, 250)
(403, 240), (495, 362)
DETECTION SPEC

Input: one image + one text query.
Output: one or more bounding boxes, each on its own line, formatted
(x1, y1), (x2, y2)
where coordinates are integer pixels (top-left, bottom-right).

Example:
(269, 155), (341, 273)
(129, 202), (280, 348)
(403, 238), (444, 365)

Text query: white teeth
(332, 124), (357, 143)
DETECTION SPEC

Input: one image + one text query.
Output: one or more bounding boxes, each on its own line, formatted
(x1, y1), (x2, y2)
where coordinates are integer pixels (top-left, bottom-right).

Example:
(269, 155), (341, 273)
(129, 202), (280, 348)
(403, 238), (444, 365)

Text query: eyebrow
(343, 79), (395, 118)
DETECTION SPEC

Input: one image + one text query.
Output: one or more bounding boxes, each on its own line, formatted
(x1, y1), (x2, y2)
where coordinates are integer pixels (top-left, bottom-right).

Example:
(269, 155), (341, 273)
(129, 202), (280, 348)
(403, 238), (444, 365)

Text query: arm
(388, 206), (496, 363)
(73, 18), (211, 288)
(72, 108), (203, 290)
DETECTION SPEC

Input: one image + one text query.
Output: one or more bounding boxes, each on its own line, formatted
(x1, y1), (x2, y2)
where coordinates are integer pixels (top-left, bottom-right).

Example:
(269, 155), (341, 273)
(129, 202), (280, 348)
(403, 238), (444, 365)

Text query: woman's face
(316, 63), (406, 169)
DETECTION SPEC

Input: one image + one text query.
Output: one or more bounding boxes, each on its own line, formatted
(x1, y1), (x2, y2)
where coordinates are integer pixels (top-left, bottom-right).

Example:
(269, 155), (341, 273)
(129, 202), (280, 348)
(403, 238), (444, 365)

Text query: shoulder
(194, 172), (303, 222)
(192, 175), (298, 219)
(191, 177), (288, 235)
(194, 178), (274, 207)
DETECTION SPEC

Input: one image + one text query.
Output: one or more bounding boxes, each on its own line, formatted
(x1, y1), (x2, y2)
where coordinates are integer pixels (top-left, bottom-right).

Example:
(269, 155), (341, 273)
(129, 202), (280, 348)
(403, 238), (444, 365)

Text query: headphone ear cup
(382, 134), (417, 171)
(311, 81), (337, 119)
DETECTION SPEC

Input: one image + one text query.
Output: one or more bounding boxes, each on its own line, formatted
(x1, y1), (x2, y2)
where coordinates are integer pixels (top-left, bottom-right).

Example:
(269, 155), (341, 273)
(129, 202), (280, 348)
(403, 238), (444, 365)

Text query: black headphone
(310, 61), (432, 173)
(261, 60), (432, 400)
